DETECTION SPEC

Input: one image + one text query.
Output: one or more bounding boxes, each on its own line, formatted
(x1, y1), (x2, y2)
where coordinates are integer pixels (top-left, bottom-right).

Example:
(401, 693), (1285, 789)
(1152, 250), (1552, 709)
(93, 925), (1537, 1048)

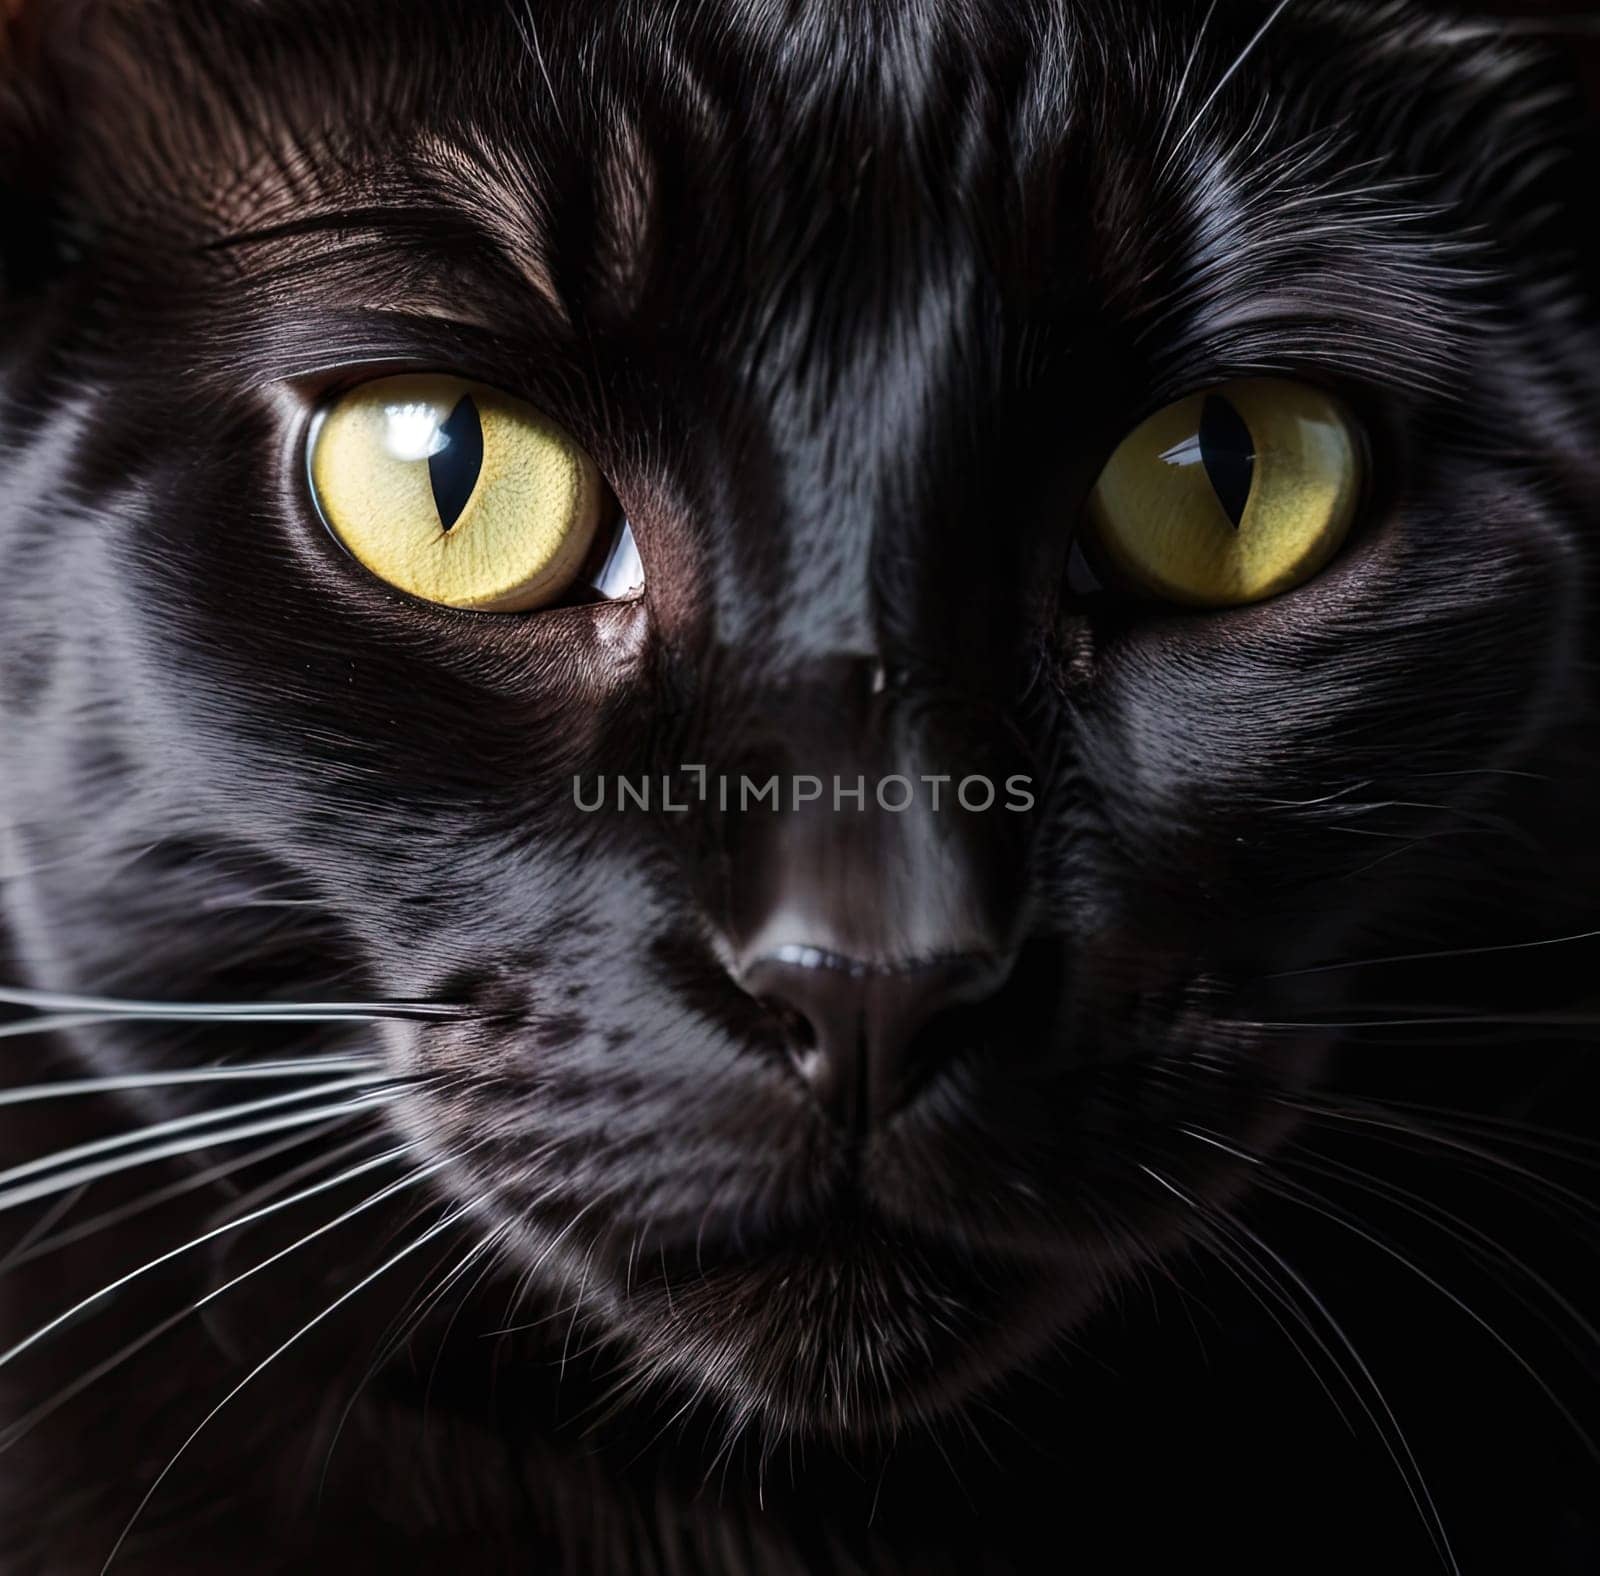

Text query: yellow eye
(308, 374), (609, 611)
(1084, 378), (1364, 607)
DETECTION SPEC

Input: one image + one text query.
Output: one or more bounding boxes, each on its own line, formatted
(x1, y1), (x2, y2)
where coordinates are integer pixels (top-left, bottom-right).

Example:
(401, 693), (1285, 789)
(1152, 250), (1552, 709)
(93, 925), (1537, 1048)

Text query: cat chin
(574, 1229), (1114, 1442)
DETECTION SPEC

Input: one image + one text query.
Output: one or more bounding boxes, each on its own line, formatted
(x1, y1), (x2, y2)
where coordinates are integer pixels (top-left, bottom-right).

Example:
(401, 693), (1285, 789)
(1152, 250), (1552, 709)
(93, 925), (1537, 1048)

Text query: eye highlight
(1084, 378), (1364, 607)
(308, 374), (616, 611)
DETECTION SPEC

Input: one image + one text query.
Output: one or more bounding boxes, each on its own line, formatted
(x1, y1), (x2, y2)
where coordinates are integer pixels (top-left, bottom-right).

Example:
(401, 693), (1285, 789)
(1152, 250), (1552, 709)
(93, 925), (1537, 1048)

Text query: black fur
(1, 2), (1598, 1571)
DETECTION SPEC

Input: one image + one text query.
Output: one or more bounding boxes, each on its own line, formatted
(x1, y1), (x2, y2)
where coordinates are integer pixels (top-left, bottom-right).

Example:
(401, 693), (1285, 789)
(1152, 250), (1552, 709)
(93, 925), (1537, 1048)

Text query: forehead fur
(0, 0), (1580, 408)
(3, 1), (1566, 244)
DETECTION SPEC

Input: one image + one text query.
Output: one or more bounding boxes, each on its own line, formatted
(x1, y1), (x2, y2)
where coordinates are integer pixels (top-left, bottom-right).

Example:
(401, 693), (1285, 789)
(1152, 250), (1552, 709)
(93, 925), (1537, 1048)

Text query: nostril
(887, 956), (1015, 1097)
(741, 947), (1012, 1132)
(746, 956), (862, 1119)
(755, 991), (820, 1075)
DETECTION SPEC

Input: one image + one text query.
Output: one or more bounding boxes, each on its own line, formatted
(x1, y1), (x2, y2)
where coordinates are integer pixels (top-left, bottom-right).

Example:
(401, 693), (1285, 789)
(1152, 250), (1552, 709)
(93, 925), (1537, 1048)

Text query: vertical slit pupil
(1199, 394), (1256, 529)
(428, 395), (484, 532)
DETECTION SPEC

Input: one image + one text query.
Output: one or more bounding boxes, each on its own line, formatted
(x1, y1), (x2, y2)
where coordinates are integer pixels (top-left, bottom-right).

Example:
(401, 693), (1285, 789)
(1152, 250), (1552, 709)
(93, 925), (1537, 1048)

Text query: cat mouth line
(490, 1152), (1141, 1288)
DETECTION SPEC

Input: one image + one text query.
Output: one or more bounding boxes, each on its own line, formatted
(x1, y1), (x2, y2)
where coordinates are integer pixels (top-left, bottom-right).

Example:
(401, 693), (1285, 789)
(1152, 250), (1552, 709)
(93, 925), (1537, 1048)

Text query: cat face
(0, 0), (1591, 1439)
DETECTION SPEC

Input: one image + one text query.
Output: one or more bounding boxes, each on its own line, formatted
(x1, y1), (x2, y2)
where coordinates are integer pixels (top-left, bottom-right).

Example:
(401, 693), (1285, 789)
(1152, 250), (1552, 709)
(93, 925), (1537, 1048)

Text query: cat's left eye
(307, 374), (642, 611)
(1083, 378), (1364, 608)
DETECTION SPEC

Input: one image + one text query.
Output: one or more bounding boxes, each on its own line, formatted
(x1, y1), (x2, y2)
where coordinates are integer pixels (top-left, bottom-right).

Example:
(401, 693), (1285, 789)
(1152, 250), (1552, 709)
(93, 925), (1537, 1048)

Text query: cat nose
(743, 946), (1007, 1132)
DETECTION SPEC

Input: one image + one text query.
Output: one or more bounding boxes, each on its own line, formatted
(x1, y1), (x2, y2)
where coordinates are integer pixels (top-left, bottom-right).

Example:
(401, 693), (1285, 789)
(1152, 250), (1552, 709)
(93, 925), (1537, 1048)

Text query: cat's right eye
(307, 374), (640, 612)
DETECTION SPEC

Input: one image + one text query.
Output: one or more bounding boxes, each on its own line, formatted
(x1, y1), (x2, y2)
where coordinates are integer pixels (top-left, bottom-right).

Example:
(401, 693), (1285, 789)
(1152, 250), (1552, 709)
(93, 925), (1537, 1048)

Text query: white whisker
(101, 1203), (472, 1573)
(1255, 1168), (1600, 1466)
(0, 1060), (382, 1106)
(1161, 0), (1294, 174)
(1285, 1097), (1599, 1233)
(0, 1145), (418, 1373)
(1246, 1011), (1600, 1030)
(1, 1121), (379, 1272)
(1161, 0), (1219, 147)
(1266, 925), (1600, 979)
(0, 983), (460, 1022)
(1, 1310), (188, 1454)
(0, 1077), (386, 1193)
(0, 1013), (125, 1041)
(317, 1218), (510, 1490)
(1183, 1213), (1360, 1437)
(1, 1155), (445, 1451)
(0, 1183), (88, 1273)
(511, 0), (569, 138)
(0, 1094), (395, 1217)
(214, 1128), (392, 1223)
(1142, 1165), (1460, 1575)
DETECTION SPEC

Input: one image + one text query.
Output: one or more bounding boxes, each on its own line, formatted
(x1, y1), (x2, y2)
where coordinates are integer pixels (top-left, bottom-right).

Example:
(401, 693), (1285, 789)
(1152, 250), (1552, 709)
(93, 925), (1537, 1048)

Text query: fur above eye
(1084, 378), (1364, 607)
(307, 374), (633, 611)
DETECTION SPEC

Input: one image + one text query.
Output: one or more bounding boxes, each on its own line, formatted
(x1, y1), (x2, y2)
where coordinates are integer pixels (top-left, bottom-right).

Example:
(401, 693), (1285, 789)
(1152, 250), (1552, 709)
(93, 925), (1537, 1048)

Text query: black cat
(1, 2), (1597, 1571)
